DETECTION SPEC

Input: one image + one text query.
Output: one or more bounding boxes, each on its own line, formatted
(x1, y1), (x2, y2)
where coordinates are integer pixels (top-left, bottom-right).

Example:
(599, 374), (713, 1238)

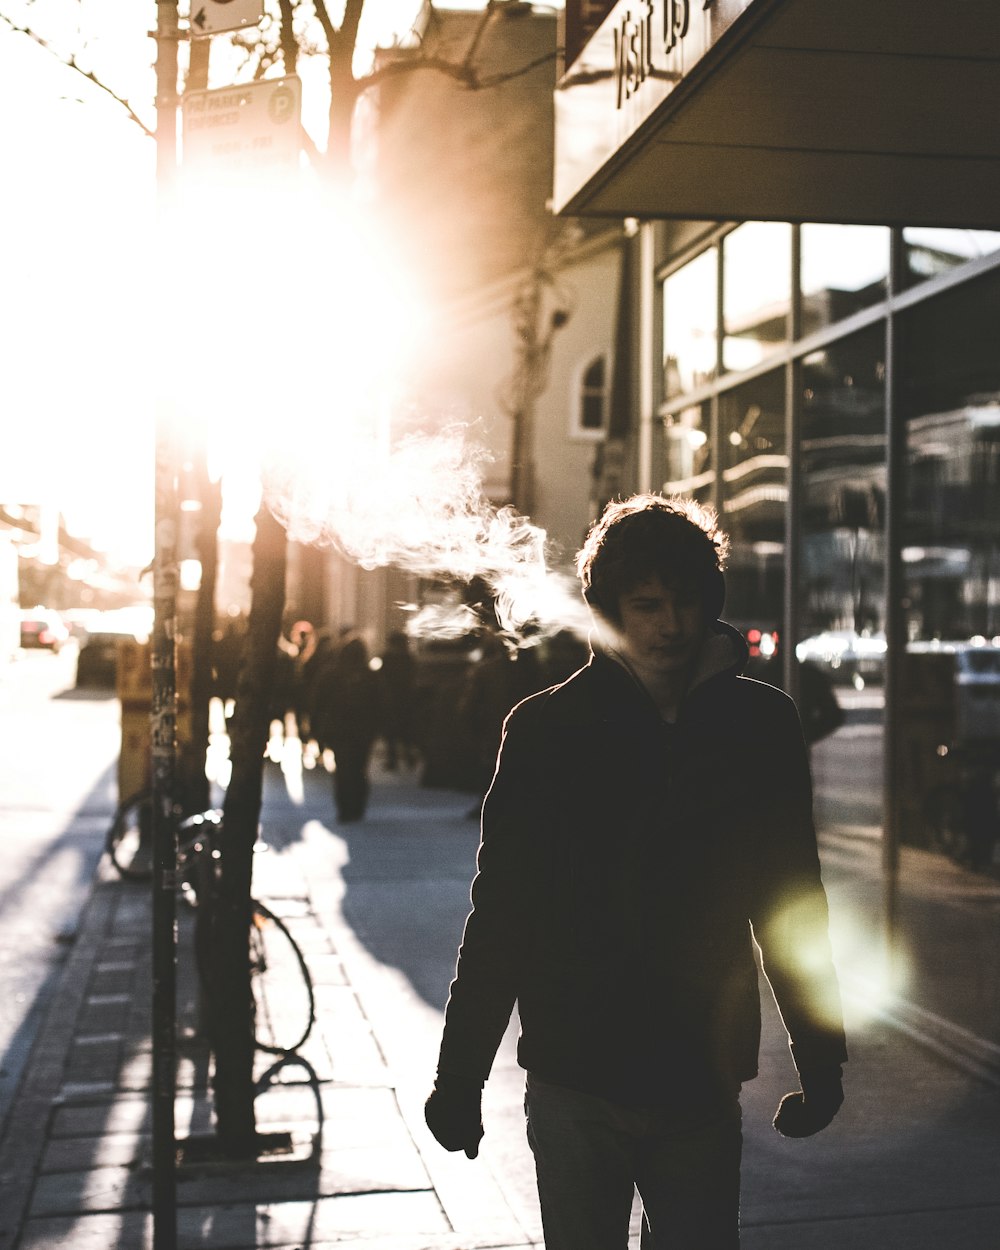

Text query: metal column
(152, 3), (181, 1246)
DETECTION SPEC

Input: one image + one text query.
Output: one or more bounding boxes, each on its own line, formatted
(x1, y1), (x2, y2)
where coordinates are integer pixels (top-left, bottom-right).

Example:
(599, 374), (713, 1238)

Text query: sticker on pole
(181, 76), (302, 185)
(190, 0), (265, 37)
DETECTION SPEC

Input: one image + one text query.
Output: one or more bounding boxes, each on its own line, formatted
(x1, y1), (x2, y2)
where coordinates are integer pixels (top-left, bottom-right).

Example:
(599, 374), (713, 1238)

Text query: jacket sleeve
(748, 691), (848, 1075)
(436, 703), (546, 1083)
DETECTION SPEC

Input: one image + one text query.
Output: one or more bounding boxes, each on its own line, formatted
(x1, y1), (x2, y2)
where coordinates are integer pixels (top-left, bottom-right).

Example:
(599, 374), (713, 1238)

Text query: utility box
(117, 639), (194, 803)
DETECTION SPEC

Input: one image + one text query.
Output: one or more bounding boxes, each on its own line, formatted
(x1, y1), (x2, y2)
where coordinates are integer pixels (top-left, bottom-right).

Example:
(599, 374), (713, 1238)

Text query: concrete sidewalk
(0, 759), (540, 1250)
(1, 750), (999, 1249)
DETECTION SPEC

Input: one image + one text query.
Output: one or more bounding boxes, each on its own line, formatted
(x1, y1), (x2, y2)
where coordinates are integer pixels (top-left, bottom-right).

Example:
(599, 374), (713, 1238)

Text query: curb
(0, 877), (118, 1250)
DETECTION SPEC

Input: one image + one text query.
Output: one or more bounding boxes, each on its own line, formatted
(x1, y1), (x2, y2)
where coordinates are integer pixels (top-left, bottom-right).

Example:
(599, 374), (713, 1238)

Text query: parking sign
(181, 77), (302, 181)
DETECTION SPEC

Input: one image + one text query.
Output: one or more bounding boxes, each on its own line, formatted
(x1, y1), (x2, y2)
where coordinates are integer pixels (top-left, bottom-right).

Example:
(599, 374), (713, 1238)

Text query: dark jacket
(311, 638), (382, 753)
(437, 624), (847, 1108)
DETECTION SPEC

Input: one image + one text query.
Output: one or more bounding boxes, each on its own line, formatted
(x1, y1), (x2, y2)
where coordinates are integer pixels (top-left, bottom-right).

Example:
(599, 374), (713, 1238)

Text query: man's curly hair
(576, 494), (730, 624)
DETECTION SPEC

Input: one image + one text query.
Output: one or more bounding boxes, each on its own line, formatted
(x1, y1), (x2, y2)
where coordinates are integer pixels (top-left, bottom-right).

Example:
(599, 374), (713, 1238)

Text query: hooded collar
(593, 620), (748, 722)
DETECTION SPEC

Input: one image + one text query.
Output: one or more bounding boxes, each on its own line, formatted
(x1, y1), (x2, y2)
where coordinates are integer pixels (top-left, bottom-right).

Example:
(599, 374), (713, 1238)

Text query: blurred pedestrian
(288, 620), (317, 743)
(311, 631), (382, 823)
(425, 493), (847, 1249)
(212, 613), (246, 725)
(380, 630), (419, 771)
(457, 630), (540, 819)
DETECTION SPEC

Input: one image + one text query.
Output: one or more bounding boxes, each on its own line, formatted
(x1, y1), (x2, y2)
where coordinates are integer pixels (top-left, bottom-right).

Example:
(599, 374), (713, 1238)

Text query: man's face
(613, 574), (707, 680)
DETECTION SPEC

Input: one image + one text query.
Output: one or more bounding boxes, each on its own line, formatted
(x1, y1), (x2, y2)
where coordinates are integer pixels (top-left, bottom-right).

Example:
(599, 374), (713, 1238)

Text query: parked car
(19, 610), (70, 652)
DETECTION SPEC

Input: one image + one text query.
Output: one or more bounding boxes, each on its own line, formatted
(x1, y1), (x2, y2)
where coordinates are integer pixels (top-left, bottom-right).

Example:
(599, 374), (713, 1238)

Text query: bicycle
(106, 797), (316, 1055)
(105, 786), (154, 881)
(176, 809), (316, 1056)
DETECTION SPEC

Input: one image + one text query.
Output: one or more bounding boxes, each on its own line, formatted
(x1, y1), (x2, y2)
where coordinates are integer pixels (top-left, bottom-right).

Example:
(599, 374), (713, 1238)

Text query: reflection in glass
(719, 370), (787, 638)
(799, 327), (886, 833)
(800, 224), (889, 335)
(900, 269), (1000, 644)
(903, 227), (1000, 288)
(662, 402), (713, 504)
(896, 269), (1000, 882)
(800, 326), (886, 652)
(722, 222), (790, 372)
(663, 247), (717, 399)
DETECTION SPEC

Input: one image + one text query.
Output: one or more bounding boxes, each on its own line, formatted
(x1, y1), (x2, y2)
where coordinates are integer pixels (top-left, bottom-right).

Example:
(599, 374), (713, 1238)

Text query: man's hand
(773, 1066), (844, 1138)
(425, 1074), (484, 1159)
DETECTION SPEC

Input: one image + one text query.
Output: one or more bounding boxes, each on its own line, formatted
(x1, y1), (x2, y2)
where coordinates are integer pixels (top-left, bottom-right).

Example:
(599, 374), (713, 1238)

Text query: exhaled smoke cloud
(262, 423), (592, 641)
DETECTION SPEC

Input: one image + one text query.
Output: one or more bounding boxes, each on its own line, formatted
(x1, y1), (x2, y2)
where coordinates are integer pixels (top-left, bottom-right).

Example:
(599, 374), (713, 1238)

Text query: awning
(554, 0), (1000, 228)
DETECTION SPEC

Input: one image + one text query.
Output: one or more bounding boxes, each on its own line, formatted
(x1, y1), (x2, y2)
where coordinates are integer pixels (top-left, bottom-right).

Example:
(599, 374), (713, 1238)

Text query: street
(0, 647), (120, 1137)
(1, 658), (999, 1247)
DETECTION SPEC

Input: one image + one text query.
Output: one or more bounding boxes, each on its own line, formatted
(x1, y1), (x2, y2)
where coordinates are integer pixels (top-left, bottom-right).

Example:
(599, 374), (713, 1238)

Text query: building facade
(554, 0), (1000, 1050)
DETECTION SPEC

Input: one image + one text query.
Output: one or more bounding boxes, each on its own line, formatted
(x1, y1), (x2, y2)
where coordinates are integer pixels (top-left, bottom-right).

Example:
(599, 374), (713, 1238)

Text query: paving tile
(65, 1038), (122, 1084)
(88, 966), (135, 995)
(178, 1191), (451, 1245)
(302, 951), (349, 986)
(15, 1200), (530, 1250)
(16, 1210), (151, 1250)
(29, 1162), (150, 1217)
(312, 985), (386, 1071)
(175, 1141), (428, 1205)
(58, 1081), (117, 1101)
(42, 1132), (149, 1173)
(77, 1000), (130, 1033)
(51, 1094), (151, 1138)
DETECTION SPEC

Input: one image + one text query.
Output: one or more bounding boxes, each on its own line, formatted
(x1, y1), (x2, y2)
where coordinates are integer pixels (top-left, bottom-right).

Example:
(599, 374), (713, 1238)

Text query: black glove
(424, 1073), (484, 1159)
(773, 1066), (844, 1138)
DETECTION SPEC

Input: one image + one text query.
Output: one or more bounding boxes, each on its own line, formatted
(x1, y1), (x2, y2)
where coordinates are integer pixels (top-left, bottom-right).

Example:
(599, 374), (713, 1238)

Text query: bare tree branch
(277, 0), (298, 76)
(0, 11), (155, 138)
(339, 0), (366, 53)
(359, 46), (558, 93)
(474, 48), (560, 89)
(311, 0), (338, 57)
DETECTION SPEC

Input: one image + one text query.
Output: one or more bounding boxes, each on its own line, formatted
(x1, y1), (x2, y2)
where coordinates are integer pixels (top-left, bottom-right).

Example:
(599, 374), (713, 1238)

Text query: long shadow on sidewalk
(263, 756), (480, 1016)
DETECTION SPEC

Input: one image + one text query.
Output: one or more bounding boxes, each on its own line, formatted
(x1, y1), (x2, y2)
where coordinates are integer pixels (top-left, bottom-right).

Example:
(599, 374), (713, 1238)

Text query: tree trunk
(211, 503), (287, 1158)
(185, 468), (222, 814)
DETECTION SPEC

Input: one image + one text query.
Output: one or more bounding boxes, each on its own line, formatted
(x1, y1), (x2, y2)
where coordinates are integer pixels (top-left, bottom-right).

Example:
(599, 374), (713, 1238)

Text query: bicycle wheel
(248, 901), (316, 1055)
(106, 788), (154, 881)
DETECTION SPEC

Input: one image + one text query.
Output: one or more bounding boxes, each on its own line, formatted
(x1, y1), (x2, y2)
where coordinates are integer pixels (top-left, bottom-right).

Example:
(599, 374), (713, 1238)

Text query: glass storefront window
(662, 247), (717, 399)
(895, 270), (1000, 1022)
(902, 227), (1000, 288)
(722, 222), (790, 373)
(799, 326), (886, 832)
(900, 269), (1000, 645)
(719, 369), (787, 647)
(800, 327), (887, 650)
(800, 224), (889, 335)
(662, 402), (714, 504)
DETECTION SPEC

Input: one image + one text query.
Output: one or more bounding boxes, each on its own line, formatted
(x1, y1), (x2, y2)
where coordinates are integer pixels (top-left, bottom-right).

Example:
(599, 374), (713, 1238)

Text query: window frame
(571, 350), (611, 441)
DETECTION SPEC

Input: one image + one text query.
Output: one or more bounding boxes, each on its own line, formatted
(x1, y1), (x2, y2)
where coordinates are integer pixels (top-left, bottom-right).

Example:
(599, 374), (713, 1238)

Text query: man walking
(425, 494), (847, 1248)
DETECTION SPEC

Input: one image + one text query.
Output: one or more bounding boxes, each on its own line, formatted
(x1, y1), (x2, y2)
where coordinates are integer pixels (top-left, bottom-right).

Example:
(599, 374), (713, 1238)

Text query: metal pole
(152, 3), (180, 1246)
(882, 231), (905, 985)
(783, 225), (802, 704)
(637, 221), (656, 494)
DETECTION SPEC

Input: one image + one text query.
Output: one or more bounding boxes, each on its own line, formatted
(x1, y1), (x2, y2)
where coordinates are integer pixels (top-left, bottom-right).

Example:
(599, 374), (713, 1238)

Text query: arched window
(575, 353), (608, 438)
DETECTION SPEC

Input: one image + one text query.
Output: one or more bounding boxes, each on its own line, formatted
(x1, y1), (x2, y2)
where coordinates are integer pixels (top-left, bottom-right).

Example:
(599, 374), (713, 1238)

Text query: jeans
(525, 1074), (743, 1250)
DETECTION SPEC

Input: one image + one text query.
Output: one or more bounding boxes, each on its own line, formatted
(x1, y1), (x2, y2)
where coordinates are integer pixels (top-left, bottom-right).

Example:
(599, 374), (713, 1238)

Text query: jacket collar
(588, 620), (748, 721)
